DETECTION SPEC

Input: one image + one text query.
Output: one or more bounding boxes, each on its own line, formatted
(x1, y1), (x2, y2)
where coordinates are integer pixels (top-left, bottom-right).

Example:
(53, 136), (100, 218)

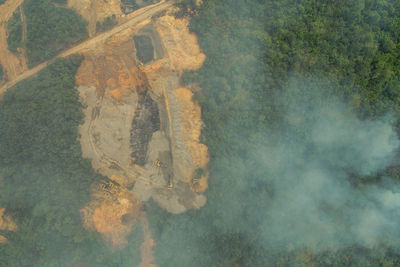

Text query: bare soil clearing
(151, 15), (206, 74)
(78, 12), (209, 222)
(77, 10), (209, 254)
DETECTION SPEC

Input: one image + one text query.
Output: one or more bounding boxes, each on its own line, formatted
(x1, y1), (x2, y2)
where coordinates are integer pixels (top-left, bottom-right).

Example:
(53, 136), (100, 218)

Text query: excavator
(101, 181), (114, 190)
(167, 175), (173, 190)
(190, 177), (199, 191)
(154, 159), (168, 175)
(154, 159), (167, 168)
(154, 160), (173, 189)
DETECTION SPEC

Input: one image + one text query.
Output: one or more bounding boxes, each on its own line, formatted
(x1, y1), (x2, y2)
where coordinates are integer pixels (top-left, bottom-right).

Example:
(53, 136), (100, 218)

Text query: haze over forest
(2, 0), (400, 266)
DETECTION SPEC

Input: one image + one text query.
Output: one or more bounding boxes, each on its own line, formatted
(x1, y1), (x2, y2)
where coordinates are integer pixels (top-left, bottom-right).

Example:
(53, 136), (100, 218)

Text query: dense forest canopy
(2, 0), (400, 266)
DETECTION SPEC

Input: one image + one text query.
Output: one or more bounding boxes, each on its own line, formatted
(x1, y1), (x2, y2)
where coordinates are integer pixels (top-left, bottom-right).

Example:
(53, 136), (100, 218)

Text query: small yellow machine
(167, 175), (173, 190)
(101, 181), (114, 190)
(154, 159), (168, 175)
(154, 159), (167, 168)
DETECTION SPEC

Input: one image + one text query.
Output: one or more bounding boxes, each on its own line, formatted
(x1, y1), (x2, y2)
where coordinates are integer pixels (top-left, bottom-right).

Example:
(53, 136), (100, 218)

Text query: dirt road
(0, 0), (23, 23)
(0, 0), (174, 96)
(138, 212), (156, 267)
(19, 5), (26, 44)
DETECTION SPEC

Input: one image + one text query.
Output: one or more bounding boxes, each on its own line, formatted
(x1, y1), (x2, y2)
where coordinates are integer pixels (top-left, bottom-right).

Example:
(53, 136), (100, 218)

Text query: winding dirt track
(0, 0), (23, 23)
(0, 0), (174, 96)
(138, 212), (156, 267)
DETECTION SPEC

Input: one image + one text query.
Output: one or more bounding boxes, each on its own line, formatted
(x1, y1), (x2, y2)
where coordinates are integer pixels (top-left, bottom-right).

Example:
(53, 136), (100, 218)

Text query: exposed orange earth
(81, 183), (141, 248)
(175, 87), (209, 192)
(0, 207), (18, 243)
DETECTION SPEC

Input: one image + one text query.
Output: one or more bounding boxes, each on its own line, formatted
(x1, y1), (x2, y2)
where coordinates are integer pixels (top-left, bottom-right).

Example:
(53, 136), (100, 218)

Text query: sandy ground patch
(152, 15), (205, 74)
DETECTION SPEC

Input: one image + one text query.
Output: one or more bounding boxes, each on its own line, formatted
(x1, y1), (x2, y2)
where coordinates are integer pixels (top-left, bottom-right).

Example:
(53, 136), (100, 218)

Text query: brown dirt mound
(81, 182), (141, 248)
(153, 15), (206, 74)
(75, 39), (148, 98)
